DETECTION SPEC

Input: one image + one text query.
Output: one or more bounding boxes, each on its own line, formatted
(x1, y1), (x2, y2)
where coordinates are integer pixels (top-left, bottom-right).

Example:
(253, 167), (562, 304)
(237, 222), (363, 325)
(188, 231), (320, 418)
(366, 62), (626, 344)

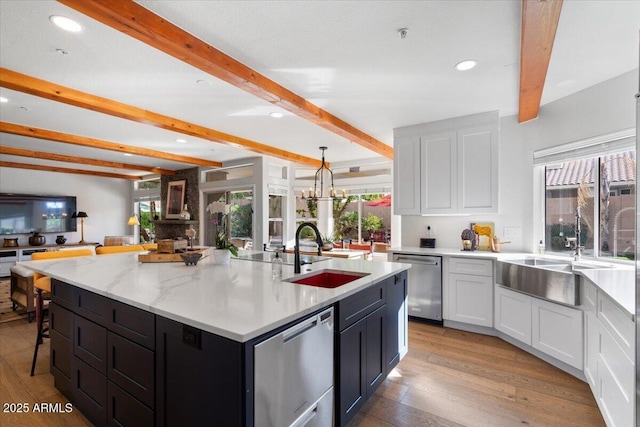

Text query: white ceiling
(0, 0), (638, 178)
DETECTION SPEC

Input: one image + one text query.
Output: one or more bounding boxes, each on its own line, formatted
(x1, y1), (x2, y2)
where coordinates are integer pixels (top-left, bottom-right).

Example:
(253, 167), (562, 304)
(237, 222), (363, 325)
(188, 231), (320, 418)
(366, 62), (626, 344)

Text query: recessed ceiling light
(55, 48), (69, 55)
(455, 60), (477, 71)
(0, 97), (8, 103)
(269, 112), (283, 118)
(176, 138), (187, 143)
(123, 153), (133, 157)
(50, 15), (82, 32)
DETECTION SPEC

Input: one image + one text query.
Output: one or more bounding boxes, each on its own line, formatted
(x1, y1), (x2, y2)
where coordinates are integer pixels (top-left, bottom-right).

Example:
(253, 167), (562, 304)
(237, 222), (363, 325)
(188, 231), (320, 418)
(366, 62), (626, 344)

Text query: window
(543, 151), (635, 260)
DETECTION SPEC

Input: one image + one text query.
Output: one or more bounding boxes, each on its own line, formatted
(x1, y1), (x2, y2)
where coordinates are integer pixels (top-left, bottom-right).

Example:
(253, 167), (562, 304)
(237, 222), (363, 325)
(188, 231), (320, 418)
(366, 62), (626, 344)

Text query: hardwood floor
(0, 317), (604, 427)
(350, 321), (605, 427)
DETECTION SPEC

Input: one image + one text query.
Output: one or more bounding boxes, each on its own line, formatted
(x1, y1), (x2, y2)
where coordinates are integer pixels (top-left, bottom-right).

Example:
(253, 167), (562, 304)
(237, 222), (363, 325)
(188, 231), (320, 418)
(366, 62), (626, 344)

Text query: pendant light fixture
(300, 146), (346, 200)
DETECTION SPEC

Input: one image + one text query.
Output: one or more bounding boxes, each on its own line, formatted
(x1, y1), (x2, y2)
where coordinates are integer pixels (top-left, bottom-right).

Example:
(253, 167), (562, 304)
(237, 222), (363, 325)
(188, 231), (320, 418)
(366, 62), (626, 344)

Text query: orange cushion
(141, 243), (157, 251)
(96, 245), (145, 255)
(34, 276), (51, 292)
(31, 249), (94, 260)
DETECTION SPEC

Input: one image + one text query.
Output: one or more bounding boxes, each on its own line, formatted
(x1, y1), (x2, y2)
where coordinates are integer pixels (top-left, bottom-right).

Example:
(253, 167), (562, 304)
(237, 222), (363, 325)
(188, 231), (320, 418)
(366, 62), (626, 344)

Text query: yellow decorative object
(96, 245), (145, 255)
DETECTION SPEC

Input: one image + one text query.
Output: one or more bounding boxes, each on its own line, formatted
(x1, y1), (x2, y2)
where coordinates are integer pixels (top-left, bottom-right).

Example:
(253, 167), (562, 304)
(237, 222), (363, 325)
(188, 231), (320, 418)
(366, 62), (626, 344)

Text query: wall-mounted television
(0, 193), (77, 235)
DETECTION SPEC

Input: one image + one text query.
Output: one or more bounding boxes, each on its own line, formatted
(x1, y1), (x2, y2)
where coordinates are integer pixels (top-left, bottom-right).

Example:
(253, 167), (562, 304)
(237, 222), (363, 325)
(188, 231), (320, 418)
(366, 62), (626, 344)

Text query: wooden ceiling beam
(0, 146), (175, 175)
(0, 68), (322, 168)
(518, 0), (563, 123)
(58, 0), (393, 159)
(0, 121), (221, 168)
(0, 161), (141, 180)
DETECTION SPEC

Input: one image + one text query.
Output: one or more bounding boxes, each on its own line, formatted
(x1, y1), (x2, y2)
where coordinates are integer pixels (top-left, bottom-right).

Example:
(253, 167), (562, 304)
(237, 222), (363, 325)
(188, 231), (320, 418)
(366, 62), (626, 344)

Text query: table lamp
(75, 211), (88, 244)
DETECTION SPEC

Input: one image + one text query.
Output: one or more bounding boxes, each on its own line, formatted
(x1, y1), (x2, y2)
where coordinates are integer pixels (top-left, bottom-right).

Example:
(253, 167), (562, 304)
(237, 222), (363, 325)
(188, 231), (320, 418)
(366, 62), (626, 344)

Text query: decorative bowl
(180, 252), (203, 266)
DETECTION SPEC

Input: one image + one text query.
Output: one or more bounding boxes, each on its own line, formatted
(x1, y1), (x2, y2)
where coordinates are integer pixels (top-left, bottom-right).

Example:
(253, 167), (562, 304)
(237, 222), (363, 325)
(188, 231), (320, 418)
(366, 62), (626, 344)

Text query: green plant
(334, 210), (358, 241)
(215, 230), (238, 256)
(361, 213), (383, 233)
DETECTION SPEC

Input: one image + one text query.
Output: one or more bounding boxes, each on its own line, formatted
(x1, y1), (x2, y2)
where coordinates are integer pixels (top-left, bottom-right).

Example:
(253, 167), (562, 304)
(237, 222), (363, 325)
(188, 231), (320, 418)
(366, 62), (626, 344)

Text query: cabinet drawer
(50, 302), (73, 340)
(74, 315), (107, 375)
(109, 300), (155, 350)
(107, 381), (154, 427)
(50, 330), (73, 397)
(74, 357), (107, 427)
(51, 279), (74, 310)
(449, 257), (493, 276)
(337, 282), (385, 331)
(75, 288), (110, 326)
(597, 292), (634, 362)
(107, 332), (154, 409)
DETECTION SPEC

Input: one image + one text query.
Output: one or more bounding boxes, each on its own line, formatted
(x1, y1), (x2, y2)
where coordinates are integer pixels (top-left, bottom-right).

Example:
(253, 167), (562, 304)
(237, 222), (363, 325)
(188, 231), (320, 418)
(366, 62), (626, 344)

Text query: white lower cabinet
(494, 286), (532, 345)
(597, 325), (634, 427)
(447, 258), (493, 327)
(531, 298), (583, 369)
(581, 279), (635, 427)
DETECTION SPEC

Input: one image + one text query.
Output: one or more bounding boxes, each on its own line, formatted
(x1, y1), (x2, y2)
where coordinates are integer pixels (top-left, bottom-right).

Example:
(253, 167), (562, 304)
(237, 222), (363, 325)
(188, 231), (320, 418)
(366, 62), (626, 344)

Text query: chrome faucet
(565, 206), (584, 260)
(294, 222), (323, 274)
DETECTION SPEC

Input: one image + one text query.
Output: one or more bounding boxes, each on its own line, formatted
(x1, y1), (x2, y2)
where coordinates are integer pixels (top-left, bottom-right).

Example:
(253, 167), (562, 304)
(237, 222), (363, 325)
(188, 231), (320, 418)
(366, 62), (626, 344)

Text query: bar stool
(29, 248), (94, 376)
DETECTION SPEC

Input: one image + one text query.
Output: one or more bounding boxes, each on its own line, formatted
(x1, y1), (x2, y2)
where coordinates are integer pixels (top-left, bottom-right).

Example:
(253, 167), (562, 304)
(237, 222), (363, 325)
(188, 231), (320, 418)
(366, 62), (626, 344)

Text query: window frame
(533, 129), (635, 264)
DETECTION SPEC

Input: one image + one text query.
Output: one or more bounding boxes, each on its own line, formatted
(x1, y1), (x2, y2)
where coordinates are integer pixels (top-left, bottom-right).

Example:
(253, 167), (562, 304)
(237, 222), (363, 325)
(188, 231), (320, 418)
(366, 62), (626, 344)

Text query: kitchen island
(19, 251), (410, 427)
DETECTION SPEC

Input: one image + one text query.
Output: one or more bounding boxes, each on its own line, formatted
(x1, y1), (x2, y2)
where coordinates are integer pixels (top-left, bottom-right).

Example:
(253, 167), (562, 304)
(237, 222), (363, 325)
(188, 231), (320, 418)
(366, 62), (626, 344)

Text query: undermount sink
(285, 269), (370, 289)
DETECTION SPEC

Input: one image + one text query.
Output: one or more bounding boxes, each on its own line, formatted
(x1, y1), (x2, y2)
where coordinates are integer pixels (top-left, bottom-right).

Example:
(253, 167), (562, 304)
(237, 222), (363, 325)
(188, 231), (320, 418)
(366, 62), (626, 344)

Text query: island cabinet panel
(336, 276), (404, 427)
(384, 272), (408, 374)
(74, 315), (107, 374)
(50, 279), (156, 427)
(107, 381), (154, 427)
(107, 332), (154, 408)
(155, 316), (247, 427)
(49, 302), (73, 399)
(74, 357), (108, 427)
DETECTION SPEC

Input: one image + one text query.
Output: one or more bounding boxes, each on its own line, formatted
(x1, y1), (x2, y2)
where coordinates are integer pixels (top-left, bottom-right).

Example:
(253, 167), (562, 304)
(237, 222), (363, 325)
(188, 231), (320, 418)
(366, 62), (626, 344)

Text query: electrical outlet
(503, 227), (521, 239)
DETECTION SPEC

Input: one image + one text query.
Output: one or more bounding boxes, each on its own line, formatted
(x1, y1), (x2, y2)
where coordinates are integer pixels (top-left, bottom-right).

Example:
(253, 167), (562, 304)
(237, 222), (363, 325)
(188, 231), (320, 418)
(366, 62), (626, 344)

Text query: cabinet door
(155, 316), (244, 427)
(495, 286), (531, 345)
(583, 311), (599, 390)
(393, 136), (421, 215)
(365, 306), (386, 398)
(597, 325), (635, 427)
(457, 124), (499, 213)
(337, 320), (366, 427)
(385, 273), (407, 374)
(531, 298), (583, 369)
(421, 132), (457, 214)
(448, 273), (493, 327)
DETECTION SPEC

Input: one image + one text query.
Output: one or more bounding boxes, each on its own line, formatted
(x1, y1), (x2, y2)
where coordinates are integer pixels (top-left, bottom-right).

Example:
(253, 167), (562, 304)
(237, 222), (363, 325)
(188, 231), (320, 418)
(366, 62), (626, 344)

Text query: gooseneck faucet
(294, 222), (323, 274)
(565, 206), (585, 260)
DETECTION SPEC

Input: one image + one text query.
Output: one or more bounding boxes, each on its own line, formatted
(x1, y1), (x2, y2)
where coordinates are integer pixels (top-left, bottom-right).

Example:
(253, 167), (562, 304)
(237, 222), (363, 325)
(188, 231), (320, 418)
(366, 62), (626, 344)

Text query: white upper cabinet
(393, 135), (422, 215)
(393, 111), (499, 215)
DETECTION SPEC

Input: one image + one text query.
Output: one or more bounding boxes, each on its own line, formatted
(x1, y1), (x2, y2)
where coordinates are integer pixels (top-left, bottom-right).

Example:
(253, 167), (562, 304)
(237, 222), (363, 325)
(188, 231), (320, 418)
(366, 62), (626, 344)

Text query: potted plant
(321, 234), (334, 251)
(213, 230), (238, 264)
(361, 213), (383, 241)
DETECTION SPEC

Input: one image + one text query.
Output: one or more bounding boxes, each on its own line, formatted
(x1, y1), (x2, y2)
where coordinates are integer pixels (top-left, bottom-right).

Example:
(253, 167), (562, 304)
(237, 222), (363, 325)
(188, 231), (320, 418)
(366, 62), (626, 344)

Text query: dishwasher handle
(395, 256), (440, 265)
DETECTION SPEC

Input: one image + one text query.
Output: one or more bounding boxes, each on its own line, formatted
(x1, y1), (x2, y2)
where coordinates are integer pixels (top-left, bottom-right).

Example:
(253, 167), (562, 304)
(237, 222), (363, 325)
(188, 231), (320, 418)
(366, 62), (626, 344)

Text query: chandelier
(300, 146), (345, 200)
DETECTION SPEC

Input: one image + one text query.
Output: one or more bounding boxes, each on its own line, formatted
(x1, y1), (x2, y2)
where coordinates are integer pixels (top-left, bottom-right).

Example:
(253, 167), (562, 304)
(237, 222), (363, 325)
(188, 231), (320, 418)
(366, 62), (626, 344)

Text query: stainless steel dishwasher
(392, 254), (442, 322)
(254, 307), (334, 427)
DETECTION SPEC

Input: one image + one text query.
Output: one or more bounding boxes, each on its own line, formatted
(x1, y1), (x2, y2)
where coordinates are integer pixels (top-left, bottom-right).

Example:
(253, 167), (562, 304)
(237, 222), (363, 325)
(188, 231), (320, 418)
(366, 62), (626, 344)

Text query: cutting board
(138, 247), (210, 263)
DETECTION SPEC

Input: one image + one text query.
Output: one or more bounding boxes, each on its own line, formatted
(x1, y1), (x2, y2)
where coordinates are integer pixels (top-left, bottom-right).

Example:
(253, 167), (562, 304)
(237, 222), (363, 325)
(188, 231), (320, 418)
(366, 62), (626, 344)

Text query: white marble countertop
(18, 252), (410, 342)
(388, 246), (635, 319)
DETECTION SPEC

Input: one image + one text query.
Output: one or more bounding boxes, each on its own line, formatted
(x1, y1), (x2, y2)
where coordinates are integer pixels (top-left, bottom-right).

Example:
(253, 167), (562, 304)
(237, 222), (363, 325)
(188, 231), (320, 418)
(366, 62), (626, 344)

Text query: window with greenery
(544, 151), (635, 260)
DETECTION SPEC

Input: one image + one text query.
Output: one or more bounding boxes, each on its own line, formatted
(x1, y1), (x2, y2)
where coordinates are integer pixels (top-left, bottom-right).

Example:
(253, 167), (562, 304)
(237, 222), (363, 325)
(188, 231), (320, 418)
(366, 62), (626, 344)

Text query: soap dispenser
(538, 240), (545, 254)
(271, 251), (283, 279)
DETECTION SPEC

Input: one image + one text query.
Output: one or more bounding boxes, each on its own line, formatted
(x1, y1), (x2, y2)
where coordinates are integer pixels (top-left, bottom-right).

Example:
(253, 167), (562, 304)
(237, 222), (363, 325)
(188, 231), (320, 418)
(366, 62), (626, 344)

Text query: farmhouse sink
(285, 269), (370, 289)
(497, 257), (613, 305)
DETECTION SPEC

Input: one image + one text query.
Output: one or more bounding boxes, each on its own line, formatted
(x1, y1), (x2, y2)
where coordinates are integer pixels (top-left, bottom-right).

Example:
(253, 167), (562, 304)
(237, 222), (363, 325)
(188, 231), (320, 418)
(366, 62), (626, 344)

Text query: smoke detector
(397, 28), (409, 39)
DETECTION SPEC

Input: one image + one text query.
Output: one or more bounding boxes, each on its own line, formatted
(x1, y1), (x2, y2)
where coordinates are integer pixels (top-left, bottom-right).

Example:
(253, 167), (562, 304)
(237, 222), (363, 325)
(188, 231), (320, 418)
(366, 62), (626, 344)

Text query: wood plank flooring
(350, 321), (605, 427)
(0, 317), (604, 427)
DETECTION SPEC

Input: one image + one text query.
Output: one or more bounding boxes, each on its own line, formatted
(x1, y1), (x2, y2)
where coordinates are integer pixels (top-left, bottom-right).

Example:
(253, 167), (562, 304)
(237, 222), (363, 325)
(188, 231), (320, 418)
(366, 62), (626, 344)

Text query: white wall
(0, 168), (132, 245)
(400, 69), (638, 252)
